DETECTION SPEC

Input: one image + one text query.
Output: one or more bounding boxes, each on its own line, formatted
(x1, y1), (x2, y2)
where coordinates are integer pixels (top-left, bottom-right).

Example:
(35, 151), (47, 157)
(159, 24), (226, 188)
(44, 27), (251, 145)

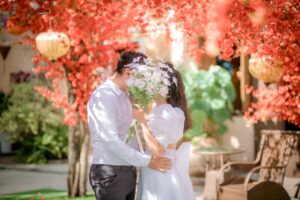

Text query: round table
(193, 146), (245, 171)
(193, 147), (245, 200)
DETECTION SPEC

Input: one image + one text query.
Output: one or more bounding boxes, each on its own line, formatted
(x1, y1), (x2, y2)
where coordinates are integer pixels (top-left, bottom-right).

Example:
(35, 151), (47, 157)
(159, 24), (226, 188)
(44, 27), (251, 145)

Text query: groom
(87, 51), (172, 200)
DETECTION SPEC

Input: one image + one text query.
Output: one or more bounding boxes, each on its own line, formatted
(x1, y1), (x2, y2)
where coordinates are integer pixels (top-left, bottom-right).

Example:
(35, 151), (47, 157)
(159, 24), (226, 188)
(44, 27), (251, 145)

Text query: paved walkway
(0, 163), (204, 199)
(0, 163), (70, 195)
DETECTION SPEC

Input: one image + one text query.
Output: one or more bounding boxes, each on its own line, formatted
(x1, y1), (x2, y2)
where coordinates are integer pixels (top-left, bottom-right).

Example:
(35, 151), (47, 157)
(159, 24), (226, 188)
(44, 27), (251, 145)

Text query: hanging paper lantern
(249, 56), (283, 83)
(35, 31), (70, 61)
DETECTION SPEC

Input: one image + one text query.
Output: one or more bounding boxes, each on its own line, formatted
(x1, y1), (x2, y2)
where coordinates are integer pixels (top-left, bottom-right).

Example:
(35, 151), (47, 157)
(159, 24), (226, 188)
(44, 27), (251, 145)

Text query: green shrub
(182, 65), (236, 138)
(0, 78), (68, 163)
(0, 90), (11, 116)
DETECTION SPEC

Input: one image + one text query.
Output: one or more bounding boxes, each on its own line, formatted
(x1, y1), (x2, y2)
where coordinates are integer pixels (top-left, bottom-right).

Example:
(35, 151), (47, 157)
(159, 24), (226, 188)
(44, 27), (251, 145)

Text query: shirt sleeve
(87, 90), (151, 167)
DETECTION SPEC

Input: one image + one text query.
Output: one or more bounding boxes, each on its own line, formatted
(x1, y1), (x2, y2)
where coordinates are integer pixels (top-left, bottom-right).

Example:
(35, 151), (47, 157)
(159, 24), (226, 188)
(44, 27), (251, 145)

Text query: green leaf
(224, 83), (236, 101)
(185, 128), (205, 138)
(0, 77), (68, 164)
(209, 66), (231, 86)
(182, 66), (236, 136)
(212, 107), (230, 123)
(191, 99), (211, 114)
(217, 123), (228, 134)
(191, 109), (207, 124)
(210, 99), (226, 110)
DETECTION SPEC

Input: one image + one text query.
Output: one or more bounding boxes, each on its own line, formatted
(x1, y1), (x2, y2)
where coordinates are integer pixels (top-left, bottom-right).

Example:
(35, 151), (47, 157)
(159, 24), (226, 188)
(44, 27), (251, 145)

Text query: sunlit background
(0, 0), (299, 199)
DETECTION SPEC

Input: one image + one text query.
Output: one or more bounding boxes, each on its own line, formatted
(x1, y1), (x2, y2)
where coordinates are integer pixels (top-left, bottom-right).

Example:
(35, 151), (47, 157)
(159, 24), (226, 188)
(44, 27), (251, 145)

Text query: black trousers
(89, 164), (136, 200)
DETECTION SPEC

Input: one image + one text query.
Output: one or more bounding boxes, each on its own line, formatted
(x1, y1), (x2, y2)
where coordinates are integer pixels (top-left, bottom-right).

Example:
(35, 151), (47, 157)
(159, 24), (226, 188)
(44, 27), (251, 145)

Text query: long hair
(164, 62), (192, 132)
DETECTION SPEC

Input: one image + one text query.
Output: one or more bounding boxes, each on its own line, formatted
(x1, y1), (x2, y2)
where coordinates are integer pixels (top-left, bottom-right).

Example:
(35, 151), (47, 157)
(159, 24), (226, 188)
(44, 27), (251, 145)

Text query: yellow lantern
(249, 56), (283, 83)
(35, 31), (70, 60)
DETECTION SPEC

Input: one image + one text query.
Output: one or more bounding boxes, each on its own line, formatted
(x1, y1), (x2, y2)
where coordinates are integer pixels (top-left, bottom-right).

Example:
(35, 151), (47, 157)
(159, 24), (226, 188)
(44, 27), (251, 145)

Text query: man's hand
(148, 155), (172, 173)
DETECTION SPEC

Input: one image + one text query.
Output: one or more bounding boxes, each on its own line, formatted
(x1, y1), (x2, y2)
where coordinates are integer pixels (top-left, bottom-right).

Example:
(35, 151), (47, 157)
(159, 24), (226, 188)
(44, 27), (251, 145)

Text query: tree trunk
(68, 123), (80, 197)
(66, 77), (90, 197)
(63, 60), (91, 197)
(67, 118), (90, 197)
(79, 119), (90, 196)
(240, 51), (251, 112)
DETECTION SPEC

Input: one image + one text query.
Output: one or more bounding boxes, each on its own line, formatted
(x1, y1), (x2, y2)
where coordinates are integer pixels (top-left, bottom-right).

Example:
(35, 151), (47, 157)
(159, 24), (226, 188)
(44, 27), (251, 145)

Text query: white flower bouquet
(127, 57), (177, 107)
(124, 57), (178, 148)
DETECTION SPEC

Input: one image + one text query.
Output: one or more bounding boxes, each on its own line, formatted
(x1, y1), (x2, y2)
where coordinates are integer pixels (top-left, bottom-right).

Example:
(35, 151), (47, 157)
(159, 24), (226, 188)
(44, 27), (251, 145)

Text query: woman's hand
(133, 105), (146, 124)
(134, 104), (166, 157)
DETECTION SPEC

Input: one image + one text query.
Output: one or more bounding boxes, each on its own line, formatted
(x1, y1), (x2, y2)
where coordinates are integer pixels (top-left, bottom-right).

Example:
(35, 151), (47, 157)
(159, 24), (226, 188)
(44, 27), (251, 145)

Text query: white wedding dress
(138, 104), (194, 200)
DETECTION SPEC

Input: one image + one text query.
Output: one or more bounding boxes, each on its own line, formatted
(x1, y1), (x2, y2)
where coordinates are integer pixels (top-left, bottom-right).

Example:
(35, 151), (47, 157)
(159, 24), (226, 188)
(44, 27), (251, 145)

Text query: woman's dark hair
(165, 62), (192, 132)
(116, 51), (147, 74)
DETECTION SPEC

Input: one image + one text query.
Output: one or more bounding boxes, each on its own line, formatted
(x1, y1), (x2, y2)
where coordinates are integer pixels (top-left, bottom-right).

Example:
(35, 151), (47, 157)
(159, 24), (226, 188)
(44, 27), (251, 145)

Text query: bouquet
(127, 57), (177, 107)
(124, 57), (178, 148)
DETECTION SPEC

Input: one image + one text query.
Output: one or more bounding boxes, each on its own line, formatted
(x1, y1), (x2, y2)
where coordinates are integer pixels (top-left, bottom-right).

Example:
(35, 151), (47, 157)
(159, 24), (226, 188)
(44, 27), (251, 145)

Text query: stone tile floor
(0, 163), (204, 199)
(0, 162), (297, 199)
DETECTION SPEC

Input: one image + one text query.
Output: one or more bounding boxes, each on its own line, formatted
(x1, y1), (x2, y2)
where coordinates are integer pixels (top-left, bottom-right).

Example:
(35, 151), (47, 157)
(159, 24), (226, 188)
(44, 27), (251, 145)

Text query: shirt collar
(106, 79), (128, 96)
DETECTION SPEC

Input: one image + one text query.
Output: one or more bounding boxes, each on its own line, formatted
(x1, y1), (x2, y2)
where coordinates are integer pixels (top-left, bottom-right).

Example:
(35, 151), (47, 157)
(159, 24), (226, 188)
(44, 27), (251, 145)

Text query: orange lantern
(249, 56), (283, 83)
(35, 31), (70, 61)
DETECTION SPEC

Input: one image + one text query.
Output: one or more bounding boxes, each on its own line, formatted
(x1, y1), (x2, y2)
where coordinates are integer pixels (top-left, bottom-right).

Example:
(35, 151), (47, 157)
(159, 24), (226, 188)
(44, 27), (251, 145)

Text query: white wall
(223, 116), (255, 162)
(0, 31), (35, 93)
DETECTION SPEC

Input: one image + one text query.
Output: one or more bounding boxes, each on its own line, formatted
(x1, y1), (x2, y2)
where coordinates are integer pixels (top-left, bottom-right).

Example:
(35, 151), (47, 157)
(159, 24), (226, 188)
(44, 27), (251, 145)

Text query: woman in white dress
(134, 62), (194, 200)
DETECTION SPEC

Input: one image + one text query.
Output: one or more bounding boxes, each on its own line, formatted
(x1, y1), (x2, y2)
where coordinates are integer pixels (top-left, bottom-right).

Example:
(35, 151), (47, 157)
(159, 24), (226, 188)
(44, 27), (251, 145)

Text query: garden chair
(216, 130), (299, 200)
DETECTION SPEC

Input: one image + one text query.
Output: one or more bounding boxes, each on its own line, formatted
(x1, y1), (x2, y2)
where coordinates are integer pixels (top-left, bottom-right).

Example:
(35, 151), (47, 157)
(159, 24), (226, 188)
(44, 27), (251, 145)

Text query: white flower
(132, 56), (142, 63)
(173, 77), (178, 86)
(162, 73), (170, 79)
(163, 78), (171, 86)
(143, 71), (152, 77)
(159, 87), (169, 97)
(135, 79), (145, 89)
(126, 57), (177, 104)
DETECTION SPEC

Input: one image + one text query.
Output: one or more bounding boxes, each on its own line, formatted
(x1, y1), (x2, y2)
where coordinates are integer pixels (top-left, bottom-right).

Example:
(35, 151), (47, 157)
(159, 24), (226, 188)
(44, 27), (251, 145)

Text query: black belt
(91, 164), (135, 172)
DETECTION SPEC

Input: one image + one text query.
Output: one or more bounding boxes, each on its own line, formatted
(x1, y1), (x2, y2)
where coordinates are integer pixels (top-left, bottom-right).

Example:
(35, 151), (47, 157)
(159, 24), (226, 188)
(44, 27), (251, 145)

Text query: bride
(133, 62), (194, 200)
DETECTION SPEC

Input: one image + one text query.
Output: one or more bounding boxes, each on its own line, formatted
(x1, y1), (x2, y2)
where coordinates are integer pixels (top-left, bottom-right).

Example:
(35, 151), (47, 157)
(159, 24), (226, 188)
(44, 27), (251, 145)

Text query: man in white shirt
(87, 51), (172, 200)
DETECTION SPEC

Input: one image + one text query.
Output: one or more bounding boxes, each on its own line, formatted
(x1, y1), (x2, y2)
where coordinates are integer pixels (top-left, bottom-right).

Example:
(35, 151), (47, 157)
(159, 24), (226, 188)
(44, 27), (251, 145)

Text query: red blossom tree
(3, 0), (299, 197)
(138, 0), (300, 126)
(3, 0), (143, 196)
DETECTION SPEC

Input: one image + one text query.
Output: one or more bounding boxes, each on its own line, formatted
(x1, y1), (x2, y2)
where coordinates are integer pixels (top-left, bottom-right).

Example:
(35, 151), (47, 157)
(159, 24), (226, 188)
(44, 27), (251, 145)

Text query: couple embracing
(87, 51), (194, 200)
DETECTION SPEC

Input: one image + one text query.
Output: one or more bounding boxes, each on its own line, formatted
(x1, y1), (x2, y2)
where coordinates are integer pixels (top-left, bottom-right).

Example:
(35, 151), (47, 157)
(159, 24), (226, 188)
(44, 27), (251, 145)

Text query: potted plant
(182, 65), (236, 140)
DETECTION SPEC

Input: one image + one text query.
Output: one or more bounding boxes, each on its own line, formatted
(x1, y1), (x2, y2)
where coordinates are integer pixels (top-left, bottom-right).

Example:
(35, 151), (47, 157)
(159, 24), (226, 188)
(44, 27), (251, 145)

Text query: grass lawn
(0, 189), (94, 200)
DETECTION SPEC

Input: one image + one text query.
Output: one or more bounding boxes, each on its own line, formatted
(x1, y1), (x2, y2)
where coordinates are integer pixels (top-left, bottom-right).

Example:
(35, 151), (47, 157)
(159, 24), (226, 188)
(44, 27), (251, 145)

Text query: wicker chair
(217, 130), (299, 200)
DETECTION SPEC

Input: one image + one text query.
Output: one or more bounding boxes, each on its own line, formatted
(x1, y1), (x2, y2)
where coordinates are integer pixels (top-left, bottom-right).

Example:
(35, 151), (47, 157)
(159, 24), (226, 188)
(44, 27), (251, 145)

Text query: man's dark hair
(116, 51), (147, 74)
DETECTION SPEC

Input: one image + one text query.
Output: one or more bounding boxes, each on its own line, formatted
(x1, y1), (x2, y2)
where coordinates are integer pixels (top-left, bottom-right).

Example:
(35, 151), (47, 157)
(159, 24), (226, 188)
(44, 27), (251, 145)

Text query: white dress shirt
(87, 79), (151, 167)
